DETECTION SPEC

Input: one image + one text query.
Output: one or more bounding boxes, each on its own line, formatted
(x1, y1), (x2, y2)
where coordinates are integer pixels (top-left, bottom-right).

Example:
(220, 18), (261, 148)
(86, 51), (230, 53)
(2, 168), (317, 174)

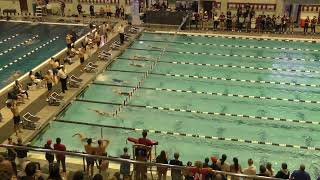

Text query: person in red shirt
(188, 161), (213, 180)
(304, 16), (310, 34)
(53, 137), (66, 173)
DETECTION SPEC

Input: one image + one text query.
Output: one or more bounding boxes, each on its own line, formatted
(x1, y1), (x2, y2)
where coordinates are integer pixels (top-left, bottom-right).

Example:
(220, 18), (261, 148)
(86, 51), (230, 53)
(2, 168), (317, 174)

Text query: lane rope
(128, 48), (320, 63)
(55, 118), (320, 151)
(0, 36), (59, 72)
(139, 39), (320, 52)
(185, 33), (318, 43)
(0, 35), (39, 56)
(108, 69), (320, 88)
(118, 57), (320, 75)
(93, 82), (320, 105)
(0, 34), (19, 44)
(75, 99), (320, 125)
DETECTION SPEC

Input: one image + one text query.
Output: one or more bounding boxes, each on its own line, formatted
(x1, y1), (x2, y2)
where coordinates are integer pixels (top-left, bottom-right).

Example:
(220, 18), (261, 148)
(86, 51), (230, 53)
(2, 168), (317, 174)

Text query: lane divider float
(0, 34), (19, 44)
(108, 69), (319, 88)
(0, 35), (39, 56)
(0, 36), (59, 72)
(56, 118), (320, 151)
(128, 48), (320, 63)
(93, 82), (320, 105)
(75, 98), (320, 126)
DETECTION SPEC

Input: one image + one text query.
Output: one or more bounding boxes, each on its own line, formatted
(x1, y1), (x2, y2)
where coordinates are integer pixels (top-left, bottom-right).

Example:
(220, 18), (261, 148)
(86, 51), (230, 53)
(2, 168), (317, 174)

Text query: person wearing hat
(210, 156), (221, 171)
(44, 139), (54, 172)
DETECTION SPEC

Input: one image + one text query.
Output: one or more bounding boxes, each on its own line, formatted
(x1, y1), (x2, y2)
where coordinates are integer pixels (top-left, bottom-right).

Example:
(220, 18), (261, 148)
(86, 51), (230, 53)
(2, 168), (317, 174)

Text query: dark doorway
(19, 0), (28, 12)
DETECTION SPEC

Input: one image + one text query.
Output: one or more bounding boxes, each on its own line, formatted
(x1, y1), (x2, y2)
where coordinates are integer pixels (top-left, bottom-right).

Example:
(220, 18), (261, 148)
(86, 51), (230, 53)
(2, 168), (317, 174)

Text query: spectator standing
(118, 24), (125, 44)
(203, 11), (209, 30)
(226, 9), (232, 30)
(249, 7), (255, 20)
(53, 138), (66, 173)
(304, 16), (310, 34)
(213, 13), (219, 30)
(187, 161), (212, 180)
(169, 152), (183, 180)
(219, 12), (226, 31)
(245, 15), (251, 32)
(44, 139), (54, 173)
(238, 15), (244, 32)
(290, 164), (311, 180)
(60, 1), (65, 16)
(276, 16), (282, 33)
(216, 154), (230, 172)
(232, 14), (237, 31)
(282, 15), (288, 33)
(47, 163), (63, 180)
(156, 150), (168, 180)
(288, 16), (294, 34)
(15, 138), (28, 170)
(243, 158), (256, 176)
(90, 4), (94, 16)
(120, 147), (130, 179)
(250, 16), (256, 32)
(7, 137), (17, 175)
(236, 7), (242, 21)
(203, 158), (209, 168)
(77, 3), (82, 15)
(135, 130), (153, 180)
(275, 163), (290, 179)
(184, 162), (194, 180)
(311, 16), (317, 34)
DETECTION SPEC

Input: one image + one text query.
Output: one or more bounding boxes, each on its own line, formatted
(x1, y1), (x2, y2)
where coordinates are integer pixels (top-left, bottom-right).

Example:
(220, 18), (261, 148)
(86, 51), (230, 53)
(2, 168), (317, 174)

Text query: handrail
(0, 144), (284, 180)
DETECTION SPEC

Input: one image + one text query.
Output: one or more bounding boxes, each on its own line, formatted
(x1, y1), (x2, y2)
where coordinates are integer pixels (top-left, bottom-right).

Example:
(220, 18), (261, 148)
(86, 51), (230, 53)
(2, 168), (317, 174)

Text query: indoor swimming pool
(32, 32), (320, 178)
(0, 21), (88, 88)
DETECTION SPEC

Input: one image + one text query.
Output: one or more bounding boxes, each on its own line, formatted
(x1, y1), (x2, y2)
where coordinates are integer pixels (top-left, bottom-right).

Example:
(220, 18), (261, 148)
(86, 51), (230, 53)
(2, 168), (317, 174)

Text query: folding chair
(23, 112), (40, 122)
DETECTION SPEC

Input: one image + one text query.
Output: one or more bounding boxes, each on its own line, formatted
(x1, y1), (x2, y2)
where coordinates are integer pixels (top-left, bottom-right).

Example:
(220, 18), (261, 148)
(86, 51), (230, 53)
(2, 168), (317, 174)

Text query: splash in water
(96, 74), (108, 81)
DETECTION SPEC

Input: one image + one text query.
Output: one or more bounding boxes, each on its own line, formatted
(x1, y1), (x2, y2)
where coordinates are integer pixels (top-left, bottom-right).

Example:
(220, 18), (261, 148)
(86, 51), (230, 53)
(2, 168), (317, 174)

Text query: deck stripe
(0, 34), (19, 44)
(108, 69), (319, 88)
(139, 39), (320, 52)
(118, 57), (320, 75)
(0, 35), (39, 56)
(0, 36), (59, 72)
(55, 119), (320, 151)
(75, 99), (320, 125)
(93, 82), (320, 104)
(128, 48), (320, 63)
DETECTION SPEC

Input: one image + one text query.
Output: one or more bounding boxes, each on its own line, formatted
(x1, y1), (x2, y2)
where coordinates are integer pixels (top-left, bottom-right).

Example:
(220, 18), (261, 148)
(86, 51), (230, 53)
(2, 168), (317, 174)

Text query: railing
(0, 144), (284, 180)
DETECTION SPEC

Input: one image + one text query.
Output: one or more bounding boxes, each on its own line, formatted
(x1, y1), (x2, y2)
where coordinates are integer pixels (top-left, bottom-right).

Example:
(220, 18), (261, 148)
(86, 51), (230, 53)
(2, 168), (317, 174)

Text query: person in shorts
(7, 100), (22, 136)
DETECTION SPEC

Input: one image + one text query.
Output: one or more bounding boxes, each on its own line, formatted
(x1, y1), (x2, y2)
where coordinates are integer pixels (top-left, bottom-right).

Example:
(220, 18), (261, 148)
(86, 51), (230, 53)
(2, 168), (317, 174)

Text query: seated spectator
(203, 157), (209, 168)
(93, 174), (103, 180)
(217, 154), (230, 172)
(0, 159), (14, 180)
(188, 161), (213, 180)
(15, 138), (28, 170)
(243, 158), (256, 176)
(266, 162), (274, 177)
(20, 162), (44, 180)
(29, 71), (42, 87)
(99, 156), (109, 179)
(14, 80), (29, 99)
(230, 157), (242, 175)
(210, 156), (221, 171)
(47, 163), (62, 180)
(184, 161), (193, 180)
(72, 171), (84, 180)
(290, 164), (310, 180)
(257, 165), (269, 177)
(275, 163), (290, 179)
(156, 150), (168, 180)
(120, 147), (130, 179)
(169, 152), (183, 180)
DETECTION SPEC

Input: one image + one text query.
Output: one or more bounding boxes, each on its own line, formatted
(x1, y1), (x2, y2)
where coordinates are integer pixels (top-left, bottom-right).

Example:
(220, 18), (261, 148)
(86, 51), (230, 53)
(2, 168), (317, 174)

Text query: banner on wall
(131, 0), (142, 25)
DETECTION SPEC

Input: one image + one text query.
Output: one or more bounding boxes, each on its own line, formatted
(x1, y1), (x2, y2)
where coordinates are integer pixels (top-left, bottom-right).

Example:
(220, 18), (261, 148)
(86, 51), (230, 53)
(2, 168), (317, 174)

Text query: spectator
(0, 159), (14, 180)
(169, 152), (183, 180)
(275, 163), (290, 179)
(14, 80), (29, 99)
(203, 11), (209, 31)
(217, 154), (230, 172)
(226, 9), (232, 30)
(188, 161), (212, 180)
(304, 16), (310, 34)
(243, 158), (256, 176)
(266, 162), (274, 177)
(57, 65), (68, 94)
(60, 1), (65, 16)
(290, 164), (311, 180)
(203, 158), (209, 168)
(90, 4), (94, 16)
(77, 3), (82, 15)
(44, 139), (54, 172)
(257, 165), (269, 177)
(282, 15), (288, 33)
(250, 15), (256, 32)
(184, 161), (193, 180)
(47, 163), (62, 180)
(275, 16), (282, 33)
(219, 12), (226, 31)
(232, 14), (237, 31)
(249, 7), (255, 20)
(15, 137), (28, 170)
(156, 150), (168, 180)
(118, 24), (125, 44)
(120, 147), (130, 179)
(230, 157), (242, 175)
(245, 15), (251, 32)
(311, 16), (317, 34)
(213, 13), (219, 30)
(53, 138), (66, 173)
(72, 171), (84, 180)
(209, 156), (220, 171)
(21, 162), (44, 180)
(93, 174), (103, 180)
(238, 15), (244, 32)
(288, 16), (294, 34)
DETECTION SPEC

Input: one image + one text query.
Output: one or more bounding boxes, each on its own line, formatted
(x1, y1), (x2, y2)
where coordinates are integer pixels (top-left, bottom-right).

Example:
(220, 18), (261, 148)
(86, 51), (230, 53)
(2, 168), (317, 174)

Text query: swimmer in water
(4, 71), (22, 84)
(147, 45), (162, 50)
(130, 54), (147, 60)
(88, 108), (113, 116)
(72, 133), (97, 144)
(112, 87), (130, 96)
(25, 39), (34, 45)
(129, 62), (144, 67)
(112, 78), (127, 84)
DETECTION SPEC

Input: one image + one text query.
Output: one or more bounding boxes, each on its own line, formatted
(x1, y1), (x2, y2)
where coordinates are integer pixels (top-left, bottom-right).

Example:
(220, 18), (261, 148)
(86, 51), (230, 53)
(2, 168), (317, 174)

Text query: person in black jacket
(44, 139), (54, 172)
(15, 138), (28, 170)
(275, 163), (290, 179)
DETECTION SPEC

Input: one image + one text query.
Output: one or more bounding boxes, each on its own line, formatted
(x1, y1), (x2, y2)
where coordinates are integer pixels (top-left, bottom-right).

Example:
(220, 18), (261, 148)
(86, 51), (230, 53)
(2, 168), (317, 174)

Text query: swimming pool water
(0, 22), (89, 88)
(32, 32), (320, 178)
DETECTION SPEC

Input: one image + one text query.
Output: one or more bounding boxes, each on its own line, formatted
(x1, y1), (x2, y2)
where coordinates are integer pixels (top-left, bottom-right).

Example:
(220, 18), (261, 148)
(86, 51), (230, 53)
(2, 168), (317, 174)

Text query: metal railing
(0, 144), (284, 180)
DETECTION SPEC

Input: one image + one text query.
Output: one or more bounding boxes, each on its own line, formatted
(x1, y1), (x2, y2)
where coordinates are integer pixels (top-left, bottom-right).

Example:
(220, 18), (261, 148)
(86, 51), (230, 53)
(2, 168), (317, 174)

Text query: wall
(0, 0), (21, 13)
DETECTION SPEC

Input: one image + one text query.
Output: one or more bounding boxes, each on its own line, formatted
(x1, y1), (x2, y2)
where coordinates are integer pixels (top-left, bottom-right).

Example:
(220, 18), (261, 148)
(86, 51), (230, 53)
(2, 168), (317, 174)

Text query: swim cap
(211, 156), (217, 163)
(47, 139), (52, 145)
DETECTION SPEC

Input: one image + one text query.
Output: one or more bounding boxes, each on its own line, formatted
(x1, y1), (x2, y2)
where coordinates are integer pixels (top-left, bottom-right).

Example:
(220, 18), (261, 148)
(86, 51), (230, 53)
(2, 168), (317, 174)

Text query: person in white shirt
(216, 154), (230, 172)
(243, 158), (257, 178)
(118, 24), (125, 44)
(57, 65), (68, 93)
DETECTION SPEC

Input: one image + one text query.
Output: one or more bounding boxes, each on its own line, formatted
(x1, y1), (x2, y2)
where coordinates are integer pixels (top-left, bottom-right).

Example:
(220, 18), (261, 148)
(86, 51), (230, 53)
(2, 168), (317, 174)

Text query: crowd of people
(190, 7), (319, 34)
(0, 130), (315, 180)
